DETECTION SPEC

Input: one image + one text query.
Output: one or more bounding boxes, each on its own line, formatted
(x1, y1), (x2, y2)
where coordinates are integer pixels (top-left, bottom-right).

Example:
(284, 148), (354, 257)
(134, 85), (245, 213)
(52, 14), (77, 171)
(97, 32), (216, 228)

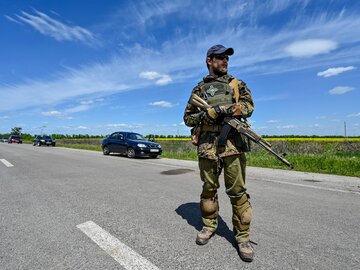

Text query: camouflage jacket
(183, 74), (254, 160)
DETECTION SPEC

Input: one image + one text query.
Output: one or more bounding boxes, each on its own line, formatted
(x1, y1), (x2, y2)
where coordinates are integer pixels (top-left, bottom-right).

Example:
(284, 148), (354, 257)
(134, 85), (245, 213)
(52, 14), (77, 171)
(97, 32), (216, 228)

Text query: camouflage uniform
(184, 73), (254, 244)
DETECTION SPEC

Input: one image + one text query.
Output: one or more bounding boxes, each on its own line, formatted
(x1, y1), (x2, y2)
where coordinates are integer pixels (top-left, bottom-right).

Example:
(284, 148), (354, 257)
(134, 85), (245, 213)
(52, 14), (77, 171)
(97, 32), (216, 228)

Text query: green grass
(246, 152), (360, 177)
(56, 143), (102, 151)
(52, 139), (360, 177)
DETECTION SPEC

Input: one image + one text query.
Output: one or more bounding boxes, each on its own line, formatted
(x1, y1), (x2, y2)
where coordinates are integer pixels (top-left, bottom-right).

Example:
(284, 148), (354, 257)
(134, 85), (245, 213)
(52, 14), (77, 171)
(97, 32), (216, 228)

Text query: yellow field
(156, 137), (360, 142)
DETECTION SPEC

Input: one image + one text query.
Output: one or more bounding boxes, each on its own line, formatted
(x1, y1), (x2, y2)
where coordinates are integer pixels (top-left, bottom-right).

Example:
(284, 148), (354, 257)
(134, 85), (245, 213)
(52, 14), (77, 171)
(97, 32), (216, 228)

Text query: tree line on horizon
(1, 127), (359, 140)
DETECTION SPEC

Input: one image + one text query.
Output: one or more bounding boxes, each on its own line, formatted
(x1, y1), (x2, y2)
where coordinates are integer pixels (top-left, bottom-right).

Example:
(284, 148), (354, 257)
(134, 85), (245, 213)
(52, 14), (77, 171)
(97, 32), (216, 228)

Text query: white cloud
(2, 2), (360, 114)
(285, 39), (337, 58)
(65, 104), (91, 113)
(139, 71), (161, 80)
(139, 71), (172, 86)
(267, 119), (280, 123)
(347, 112), (360, 117)
(80, 100), (94, 105)
(0, 116), (9, 120)
(148, 101), (177, 108)
(41, 110), (72, 119)
(276, 125), (297, 129)
(317, 66), (355, 77)
(156, 75), (172, 85)
(6, 10), (97, 45)
(41, 110), (63, 117)
(76, 126), (88, 130)
(328, 86), (355, 95)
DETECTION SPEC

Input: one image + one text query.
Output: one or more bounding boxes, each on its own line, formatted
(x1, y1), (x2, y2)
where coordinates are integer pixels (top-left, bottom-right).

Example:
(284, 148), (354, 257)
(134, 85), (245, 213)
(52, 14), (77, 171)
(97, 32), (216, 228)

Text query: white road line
(258, 178), (360, 195)
(77, 221), (160, 270)
(0, 159), (14, 167)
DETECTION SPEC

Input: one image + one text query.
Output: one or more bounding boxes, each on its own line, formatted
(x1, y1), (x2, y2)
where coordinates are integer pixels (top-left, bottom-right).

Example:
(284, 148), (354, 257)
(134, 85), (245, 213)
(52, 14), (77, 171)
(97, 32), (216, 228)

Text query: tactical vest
(198, 80), (234, 107)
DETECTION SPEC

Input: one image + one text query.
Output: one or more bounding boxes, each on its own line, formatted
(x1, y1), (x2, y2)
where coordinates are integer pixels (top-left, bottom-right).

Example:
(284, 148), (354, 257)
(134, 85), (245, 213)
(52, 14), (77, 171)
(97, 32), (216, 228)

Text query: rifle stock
(189, 94), (293, 168)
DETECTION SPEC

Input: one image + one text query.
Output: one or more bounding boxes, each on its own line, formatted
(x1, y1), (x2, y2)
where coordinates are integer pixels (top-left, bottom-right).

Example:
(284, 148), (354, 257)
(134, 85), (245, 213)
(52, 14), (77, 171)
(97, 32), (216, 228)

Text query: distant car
(8, 135), (22, 144)
(33, 135), (56, 146)
(102, 131), (162, 158)
(1, 138), (8, 143)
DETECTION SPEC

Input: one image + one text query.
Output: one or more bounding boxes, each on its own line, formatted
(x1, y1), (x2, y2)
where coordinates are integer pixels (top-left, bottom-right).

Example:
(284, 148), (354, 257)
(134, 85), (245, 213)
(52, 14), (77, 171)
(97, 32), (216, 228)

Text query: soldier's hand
(205, 105), (227, 124)
(206, 106), (219, 121)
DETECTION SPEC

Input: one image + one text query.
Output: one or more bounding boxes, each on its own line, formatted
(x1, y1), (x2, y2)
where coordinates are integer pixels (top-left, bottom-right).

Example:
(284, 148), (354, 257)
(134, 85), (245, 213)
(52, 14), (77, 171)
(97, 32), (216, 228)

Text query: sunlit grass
(53, 138), (360, 177)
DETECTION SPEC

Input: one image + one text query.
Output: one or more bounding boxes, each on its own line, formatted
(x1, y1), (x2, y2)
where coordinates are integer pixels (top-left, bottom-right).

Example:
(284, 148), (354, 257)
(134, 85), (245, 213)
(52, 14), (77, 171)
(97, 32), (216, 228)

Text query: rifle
(189, 93), (293, 168)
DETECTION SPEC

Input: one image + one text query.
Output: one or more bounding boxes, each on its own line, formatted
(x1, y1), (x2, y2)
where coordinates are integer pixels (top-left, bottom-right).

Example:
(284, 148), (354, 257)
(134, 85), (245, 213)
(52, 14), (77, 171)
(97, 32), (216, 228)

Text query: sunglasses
(213, 54), (229, 61)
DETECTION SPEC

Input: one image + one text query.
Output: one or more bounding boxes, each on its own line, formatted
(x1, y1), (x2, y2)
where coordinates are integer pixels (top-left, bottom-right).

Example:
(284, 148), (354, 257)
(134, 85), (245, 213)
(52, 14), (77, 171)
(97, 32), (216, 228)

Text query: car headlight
(137, 143), (147, 148)
(157, 144), (161, 148)
(40, 139), (45, 142)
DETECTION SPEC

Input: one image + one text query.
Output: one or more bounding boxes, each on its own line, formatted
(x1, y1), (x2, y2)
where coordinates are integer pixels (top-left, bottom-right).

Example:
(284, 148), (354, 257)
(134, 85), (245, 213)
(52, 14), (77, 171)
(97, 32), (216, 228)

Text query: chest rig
(198, 79), (234, 108)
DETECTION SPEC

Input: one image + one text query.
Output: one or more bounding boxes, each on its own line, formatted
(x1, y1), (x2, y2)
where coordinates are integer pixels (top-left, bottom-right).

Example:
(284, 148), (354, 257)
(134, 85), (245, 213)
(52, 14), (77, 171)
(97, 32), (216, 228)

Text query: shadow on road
(175, 202), (237, 249)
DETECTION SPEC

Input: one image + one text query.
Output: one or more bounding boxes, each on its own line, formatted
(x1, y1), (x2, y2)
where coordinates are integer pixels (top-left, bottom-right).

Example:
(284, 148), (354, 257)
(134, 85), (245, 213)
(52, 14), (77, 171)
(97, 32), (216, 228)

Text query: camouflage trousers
(198, 154), (252, 243)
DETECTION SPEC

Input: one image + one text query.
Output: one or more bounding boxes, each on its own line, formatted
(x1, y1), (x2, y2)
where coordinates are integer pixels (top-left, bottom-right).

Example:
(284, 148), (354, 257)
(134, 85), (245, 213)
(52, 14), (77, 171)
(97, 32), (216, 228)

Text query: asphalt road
(1, 143), (359, 270)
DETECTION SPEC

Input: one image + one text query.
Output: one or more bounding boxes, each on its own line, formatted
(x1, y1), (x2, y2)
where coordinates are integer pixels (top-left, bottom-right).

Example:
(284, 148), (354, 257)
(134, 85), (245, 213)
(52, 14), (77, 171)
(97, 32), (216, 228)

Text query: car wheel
(33, 142), (36, 146)
(126, 147), (136, 158)
(103, 146), (110, 155)
(37, 142), (41, 146)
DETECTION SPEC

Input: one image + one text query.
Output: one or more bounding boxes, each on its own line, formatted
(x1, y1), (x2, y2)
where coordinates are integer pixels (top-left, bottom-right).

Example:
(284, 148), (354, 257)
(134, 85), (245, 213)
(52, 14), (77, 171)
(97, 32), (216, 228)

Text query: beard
(212, 62), (228, 76)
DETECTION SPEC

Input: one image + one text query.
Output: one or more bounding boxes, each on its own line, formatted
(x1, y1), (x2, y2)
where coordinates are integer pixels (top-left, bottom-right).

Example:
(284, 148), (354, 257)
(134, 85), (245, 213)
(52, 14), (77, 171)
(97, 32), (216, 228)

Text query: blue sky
(0, 0), (359, 136)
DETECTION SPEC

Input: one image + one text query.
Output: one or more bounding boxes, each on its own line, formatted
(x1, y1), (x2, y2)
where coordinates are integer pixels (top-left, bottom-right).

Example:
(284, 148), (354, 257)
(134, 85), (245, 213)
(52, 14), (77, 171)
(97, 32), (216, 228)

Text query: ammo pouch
(191, 125), (201, 146)
(234, 132), (251, 152)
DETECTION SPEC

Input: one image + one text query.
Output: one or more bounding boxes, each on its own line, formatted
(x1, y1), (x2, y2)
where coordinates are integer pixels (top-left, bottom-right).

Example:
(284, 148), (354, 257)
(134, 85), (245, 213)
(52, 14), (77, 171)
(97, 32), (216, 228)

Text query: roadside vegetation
(30, 137), (359, 178)
(1, 129), (359, 177)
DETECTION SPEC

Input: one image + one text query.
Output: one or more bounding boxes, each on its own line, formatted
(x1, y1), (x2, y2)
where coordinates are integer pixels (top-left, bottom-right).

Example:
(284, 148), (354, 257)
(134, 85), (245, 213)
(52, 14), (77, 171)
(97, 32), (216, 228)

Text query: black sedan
(33, 135), (56, 146)
(102, 132), (162, 158)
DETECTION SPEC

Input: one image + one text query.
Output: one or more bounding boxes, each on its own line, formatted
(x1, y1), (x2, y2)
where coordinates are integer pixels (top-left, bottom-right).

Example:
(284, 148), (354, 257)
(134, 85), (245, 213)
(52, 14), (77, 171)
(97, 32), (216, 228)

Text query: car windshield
(127, 133), (144, 140)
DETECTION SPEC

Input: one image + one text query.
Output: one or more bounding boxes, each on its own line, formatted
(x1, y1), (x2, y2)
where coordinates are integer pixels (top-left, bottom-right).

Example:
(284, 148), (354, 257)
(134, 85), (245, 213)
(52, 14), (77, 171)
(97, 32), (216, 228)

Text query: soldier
(183, 45), (255, 262)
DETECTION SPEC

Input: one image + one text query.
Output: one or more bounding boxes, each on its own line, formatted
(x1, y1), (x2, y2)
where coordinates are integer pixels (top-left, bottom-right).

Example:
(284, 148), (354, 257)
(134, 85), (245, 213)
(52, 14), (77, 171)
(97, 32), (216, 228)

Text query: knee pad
(200, 193), (219, 219)
(231, 193), (252, 226)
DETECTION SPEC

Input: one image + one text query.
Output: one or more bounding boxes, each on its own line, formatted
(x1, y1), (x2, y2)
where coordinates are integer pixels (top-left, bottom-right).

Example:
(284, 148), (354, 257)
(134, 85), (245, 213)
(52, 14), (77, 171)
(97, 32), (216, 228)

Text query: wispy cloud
(76, 126), (88, 130)
(2, 1), (360, 114)
(41, 110), (63, 117)
(148, 101), (177, 108)
(41, 98), (104, 118)
(285, 39), (337, 58)
(276, 124), (297, 129)
(347, 112), (360, 117)
(317, 66), (355, 77)
(328, 86), (355, 95)
(267, 119), (280, 123)
(41, 110), (73, 119)
(139, 71), (172, 86)
(6, 9), (97, 46)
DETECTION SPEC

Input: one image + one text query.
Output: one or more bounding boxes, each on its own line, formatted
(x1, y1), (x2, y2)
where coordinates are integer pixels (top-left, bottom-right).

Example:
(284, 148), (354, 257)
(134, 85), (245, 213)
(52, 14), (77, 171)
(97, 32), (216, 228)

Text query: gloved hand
(205, 105), (226, 124)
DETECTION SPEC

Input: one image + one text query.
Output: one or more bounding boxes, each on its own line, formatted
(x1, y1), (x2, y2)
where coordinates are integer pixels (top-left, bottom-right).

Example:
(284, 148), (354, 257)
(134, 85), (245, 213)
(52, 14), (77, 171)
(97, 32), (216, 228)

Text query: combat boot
(238, 241), (254, 262)
(195, 227), (214, 245)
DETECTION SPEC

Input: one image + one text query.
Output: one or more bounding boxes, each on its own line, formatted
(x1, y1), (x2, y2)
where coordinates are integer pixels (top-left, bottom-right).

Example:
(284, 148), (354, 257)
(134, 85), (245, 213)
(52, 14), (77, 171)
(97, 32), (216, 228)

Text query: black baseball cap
(206, 44), (234, 57)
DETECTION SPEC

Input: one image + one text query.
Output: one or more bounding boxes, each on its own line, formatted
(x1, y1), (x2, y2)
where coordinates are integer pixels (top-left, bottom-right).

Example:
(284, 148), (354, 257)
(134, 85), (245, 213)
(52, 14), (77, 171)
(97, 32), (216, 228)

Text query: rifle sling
(217, 79), (240, 146)
(218, 123), (232, 146)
